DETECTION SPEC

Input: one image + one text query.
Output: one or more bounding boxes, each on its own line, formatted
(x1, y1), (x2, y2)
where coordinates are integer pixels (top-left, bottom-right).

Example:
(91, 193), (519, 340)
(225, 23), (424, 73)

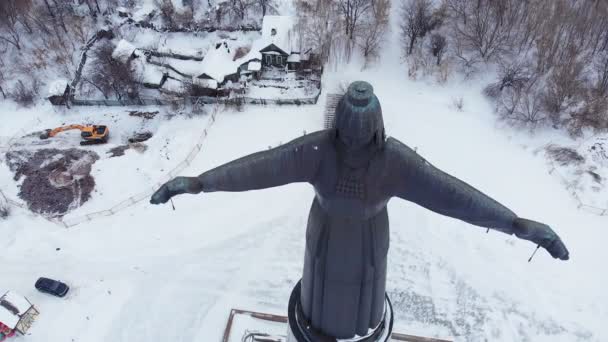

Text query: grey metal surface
(151, 81), (569, 339)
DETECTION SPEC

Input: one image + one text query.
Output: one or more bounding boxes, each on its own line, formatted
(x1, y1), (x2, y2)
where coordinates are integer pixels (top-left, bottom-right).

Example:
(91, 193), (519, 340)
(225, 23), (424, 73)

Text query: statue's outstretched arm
(389, 138), (569, 260)
(150, 131), (325, 204)
(198, 131), (324, 192)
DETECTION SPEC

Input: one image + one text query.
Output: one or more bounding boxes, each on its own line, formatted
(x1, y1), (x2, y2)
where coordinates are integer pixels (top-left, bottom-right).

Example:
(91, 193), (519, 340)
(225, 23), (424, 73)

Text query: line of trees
(0, 0), (99, 105)
(295, 0), (391, 68)
(400, 0), (608, 136)
(152, 0), (279, 30)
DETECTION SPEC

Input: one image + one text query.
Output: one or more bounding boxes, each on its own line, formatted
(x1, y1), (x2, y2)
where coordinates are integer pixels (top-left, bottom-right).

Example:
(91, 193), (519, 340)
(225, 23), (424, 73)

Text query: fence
(0, 117), (43, 153)
(68, 92), (322, 107)
(547, 161), (608, 216)
(0, 188), (65, 226)
(0, 105), (222, 228)
(60, 104), (222, 227)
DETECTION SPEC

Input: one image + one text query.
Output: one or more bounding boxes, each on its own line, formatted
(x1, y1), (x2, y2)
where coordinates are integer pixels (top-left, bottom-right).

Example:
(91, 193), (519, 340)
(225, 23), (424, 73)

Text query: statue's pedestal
(221, 285), (452, 342)
(286, 281), (394, 342)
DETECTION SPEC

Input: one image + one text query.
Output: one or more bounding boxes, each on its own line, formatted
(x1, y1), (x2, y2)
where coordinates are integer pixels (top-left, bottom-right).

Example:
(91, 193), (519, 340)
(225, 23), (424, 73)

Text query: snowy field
(2, 20), (608, 342)
(1, 64), (607, 341)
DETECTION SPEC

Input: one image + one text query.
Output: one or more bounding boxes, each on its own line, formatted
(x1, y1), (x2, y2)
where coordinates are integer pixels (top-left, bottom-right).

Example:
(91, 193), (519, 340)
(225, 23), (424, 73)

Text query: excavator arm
(46, 124), (86, 138)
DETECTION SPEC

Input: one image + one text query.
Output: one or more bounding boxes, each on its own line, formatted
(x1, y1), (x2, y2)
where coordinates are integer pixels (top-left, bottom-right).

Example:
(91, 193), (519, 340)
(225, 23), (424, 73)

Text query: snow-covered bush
(452, 97), (464, 112)
(10, 79), (40, 107)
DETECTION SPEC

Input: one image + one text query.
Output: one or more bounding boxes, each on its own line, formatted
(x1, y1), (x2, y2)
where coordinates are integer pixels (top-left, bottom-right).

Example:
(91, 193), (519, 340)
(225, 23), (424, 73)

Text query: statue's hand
(150, 177), (202, 205)
(513, 218), (569, 260)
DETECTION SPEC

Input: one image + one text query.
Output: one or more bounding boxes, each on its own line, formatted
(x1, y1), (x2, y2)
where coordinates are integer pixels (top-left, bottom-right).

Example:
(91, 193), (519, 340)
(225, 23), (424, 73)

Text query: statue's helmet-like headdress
(335, 81), (385, 150)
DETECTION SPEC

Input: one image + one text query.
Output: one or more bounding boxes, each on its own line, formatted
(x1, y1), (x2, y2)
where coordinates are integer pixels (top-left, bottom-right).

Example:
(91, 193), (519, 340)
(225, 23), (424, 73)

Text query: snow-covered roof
(287, 53), (301, 63)
(112, 39), (137, 63)
(164, 58), (202, 77)
(194, 78), (218, 90)
(0, 291), (32, 329)
(248, 61), (261, 71)
(230, 16), (299, 68)
(162, 78), (185, 93)
(261, 16), (296, 55)
(198, 41), (239, 83)
(132, 3), (155, 22)
(132, 59), (166, 85)
(0, 306), (18, 329)
(2, 292), (31, 315)
(47, 79), (69, 97)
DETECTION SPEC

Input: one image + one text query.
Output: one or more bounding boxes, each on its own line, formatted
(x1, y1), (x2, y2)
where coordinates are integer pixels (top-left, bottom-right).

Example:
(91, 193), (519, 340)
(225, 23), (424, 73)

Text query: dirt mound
(128, 110), (159, 119)
(5, 148), (99, 217)
(107, 142), (148, 157)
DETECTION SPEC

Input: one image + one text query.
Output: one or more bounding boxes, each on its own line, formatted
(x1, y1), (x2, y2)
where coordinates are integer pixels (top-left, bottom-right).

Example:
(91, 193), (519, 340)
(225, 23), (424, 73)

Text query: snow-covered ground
(2, 11), (608, 342)
(122, 28), (261, 58)
(2, 63), (607, 341)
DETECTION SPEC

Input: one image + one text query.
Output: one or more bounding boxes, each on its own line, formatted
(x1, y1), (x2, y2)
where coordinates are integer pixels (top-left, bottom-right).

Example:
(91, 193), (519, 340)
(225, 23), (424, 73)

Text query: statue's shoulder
(279, 130), (334, 155)
(293, 129), (334, 147)
(384, 137), (419, 159)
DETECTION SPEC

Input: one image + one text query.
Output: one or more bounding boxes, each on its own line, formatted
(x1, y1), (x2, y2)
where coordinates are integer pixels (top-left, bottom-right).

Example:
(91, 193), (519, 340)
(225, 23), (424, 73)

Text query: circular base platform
(287, 280), (393, 342)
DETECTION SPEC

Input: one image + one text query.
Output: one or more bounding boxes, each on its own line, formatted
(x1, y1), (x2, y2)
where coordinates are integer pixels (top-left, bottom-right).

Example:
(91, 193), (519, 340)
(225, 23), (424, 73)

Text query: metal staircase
(324, 93), (342, 129)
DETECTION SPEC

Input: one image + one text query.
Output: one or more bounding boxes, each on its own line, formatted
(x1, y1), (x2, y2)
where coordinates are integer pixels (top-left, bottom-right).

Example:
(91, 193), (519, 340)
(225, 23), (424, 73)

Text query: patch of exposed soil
(5, 148), (99, 217)
(128, 131), (153, 143)
(107, 142), (148, 158)
(128, 110), (159, 119)
(107, 145), (131, 157)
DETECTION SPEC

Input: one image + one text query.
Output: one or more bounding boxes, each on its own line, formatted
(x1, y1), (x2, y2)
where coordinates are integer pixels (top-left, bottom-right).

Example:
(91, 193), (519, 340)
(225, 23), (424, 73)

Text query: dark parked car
(35, 278), (69, 297)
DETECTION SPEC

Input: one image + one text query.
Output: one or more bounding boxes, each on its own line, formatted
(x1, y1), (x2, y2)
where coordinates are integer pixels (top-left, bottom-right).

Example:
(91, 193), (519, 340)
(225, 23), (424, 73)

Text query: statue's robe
(199, 130), (517, 338)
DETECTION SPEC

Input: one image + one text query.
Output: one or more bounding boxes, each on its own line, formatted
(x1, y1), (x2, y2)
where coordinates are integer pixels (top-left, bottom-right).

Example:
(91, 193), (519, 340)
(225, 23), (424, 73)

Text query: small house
(238, 60), (262, 80)
(195, 40), (241, 90)
(132, 58), (168, 89)
(112, 39), (138, 64)
(0, 291), (39, 341)
(47, 79), (71, 105)
(258, 16), (300, 71)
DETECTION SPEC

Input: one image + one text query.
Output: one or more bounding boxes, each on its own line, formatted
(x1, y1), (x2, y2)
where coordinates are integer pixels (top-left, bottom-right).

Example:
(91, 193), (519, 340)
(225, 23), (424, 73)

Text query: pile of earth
(5, 148), (99, 217)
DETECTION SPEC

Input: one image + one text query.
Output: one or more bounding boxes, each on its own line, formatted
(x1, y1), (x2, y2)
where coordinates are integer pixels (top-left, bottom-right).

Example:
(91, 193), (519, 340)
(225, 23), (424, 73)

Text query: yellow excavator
(40, 124), (109, 145)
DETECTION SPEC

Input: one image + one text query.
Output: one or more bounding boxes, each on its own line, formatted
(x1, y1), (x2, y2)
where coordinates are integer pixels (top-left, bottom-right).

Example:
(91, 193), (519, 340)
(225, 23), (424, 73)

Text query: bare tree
(357, 0), (390, 66)
(594, 51), (608, 96)
(253, 0), (278, 18)
(541, 47), (587, 125)
(337, 0), (372, 41)
(230, 0), (250, 21)
(0, 0), (31, 50)
(444, 0), (468, 25)
(450, 0), (512, 61)
(430, 33), (447, 65)
(156, 0), (176, 27)
(295, 0), (342, 64)
(0, 57), (6, 99)
(90, 41), (140, 100)
(401, 0), (433, 55)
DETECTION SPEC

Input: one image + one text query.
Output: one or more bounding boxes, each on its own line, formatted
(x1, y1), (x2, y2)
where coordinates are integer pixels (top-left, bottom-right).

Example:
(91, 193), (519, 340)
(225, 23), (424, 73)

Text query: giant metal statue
(150, 81), (569, 341)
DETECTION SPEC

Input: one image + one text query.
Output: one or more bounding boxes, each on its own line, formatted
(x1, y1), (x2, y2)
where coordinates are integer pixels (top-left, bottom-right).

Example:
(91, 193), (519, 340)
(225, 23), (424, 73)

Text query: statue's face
(338, 128), (374, 151)
(335, 81), (384, 152)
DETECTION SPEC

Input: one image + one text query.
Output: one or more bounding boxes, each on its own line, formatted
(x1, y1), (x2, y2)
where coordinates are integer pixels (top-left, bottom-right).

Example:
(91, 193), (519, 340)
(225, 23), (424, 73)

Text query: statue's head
(335, 81), (385, 151)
